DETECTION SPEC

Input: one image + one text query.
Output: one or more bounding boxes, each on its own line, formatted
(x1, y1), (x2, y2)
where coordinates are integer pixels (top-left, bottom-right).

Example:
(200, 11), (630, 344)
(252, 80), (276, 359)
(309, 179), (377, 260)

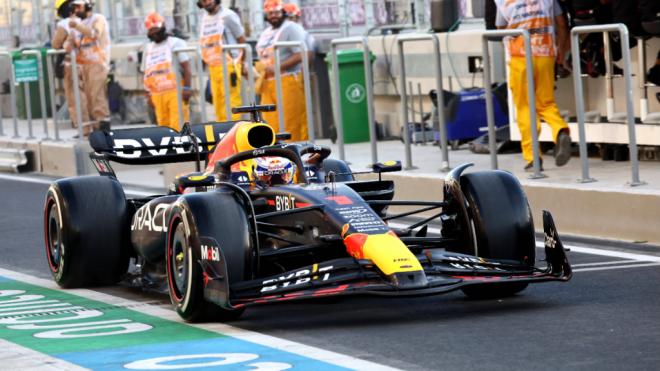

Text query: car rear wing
(88, 121), (238, 166)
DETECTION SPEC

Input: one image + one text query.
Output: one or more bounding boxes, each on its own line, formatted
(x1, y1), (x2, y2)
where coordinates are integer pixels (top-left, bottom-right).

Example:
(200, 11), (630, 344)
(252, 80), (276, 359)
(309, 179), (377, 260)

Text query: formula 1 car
(44, 105), (571, 322)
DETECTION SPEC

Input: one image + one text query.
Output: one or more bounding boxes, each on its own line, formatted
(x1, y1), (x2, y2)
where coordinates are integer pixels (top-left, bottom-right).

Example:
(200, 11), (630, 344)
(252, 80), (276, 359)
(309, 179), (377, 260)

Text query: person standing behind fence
(198, 0), (246, 121)
(495, 0), (572, 170)
(68, 0), (110, 136)
(282, 2), (315, 62)
(142, 12), (192, 131)
(256, 0), (309, 141)
(52, 0), (90, 131)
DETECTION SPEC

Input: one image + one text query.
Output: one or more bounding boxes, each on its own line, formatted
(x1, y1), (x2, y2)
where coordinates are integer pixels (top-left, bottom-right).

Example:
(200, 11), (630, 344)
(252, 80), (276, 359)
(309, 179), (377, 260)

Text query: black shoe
(555, 131), (572, 166)
(524, 158), (543, 172)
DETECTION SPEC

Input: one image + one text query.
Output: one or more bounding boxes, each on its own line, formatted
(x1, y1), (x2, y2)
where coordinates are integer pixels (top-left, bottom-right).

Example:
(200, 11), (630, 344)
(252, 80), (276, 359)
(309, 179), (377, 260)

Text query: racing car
(44, 104), (571, 322)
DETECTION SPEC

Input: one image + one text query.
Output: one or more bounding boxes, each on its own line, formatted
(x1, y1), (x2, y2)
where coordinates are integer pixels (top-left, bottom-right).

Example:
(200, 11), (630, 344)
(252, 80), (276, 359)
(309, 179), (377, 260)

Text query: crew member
(256, 0), (309, 141)
(68, 0), (110, 135)
(495, 0), (572, 170)
(52, 0), (89, 130)
(283, 2), (316, 62)
(142, 12), (192, 130)
(198, 0), (246, 121)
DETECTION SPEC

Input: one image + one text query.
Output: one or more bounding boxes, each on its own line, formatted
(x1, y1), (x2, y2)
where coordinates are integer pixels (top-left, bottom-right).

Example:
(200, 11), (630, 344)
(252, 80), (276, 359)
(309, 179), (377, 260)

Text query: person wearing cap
(52, 0), (89, 131)
(282, 2), (316, 63)
(142, 12), (192, 130)
(256, 0), (310, 141)
(198, 0), (247, 121)
(68, 0), (110, 135)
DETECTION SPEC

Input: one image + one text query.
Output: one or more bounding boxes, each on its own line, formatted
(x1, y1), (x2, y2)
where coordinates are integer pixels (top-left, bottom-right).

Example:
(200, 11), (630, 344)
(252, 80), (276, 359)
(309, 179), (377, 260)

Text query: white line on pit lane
(0, 267), (401, 371)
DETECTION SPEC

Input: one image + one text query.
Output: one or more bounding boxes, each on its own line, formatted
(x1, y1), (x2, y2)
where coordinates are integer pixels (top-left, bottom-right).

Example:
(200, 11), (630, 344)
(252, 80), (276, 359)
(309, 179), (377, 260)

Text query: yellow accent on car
(188, 175), (209, 181)
(383, 160), (397, 166)
(361, 233), (422, 275)
(205, 124), (215, 151)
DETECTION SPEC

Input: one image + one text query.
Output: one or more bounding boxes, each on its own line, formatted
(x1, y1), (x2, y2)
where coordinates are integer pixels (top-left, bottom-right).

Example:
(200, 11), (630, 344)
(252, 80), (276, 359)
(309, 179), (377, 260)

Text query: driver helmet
(254, 157), (295, 186)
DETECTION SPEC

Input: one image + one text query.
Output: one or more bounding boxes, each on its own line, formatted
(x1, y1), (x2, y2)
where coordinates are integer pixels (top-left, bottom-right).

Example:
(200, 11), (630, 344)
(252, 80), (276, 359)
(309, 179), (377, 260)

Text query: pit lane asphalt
(1, 176), (659, 371)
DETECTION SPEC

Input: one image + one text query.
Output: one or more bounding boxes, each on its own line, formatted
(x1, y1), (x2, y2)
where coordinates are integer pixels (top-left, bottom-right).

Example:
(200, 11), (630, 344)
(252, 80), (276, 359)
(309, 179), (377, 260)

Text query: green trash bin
(12, 48), (52, 120)
(326, 49), (375, 143)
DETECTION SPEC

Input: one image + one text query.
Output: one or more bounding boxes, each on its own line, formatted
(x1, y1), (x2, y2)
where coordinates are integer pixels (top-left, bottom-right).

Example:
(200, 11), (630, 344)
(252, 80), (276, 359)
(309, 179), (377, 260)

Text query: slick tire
(166, 192), (250, 322)
(44, 176), (130, 288)
(458, 170), (535, 299)
(321, 158), (354, 182)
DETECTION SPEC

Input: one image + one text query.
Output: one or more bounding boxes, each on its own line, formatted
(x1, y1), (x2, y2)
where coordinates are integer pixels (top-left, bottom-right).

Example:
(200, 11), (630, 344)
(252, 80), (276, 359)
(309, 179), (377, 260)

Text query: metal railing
(481, 29), (544, 178)
(637, 38), (660, 123)
(274, 41), (315, 142)
(397, 32), (449, 171)
(570, 24), (644, 186)
(46, 49), (68, 141)
(0, 52), (19, 138)
(221, 43), (256, 117)
(172, 47), (207, 130)
(329, 37), (377, 163)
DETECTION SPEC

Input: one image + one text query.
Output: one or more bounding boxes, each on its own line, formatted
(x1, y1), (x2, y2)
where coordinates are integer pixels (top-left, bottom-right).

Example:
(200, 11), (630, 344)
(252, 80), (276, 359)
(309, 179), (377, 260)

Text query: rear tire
(44, 176), (130, 288)
(457, 171), (535, 299)
(166, 192), (250, 322)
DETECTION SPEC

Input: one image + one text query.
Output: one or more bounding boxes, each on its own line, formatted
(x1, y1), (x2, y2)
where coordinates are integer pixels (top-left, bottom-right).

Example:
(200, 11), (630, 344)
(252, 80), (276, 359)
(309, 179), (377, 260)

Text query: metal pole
(397, 33), (449, 171)
(274, 48), (285, 132)
(222, 44), (255, 105)
(173, 47), (206, 124)
(0, 52), (20, 138)
(330, 44), (345, 161)
(329, 37), (378, 163)
(338, 0), (349, 37)
(24, 81), (34, 139)
(619, 26), (643, 186)
(521, 31), (544, 179)
(570, 29), (595, 183)
(220, 49), (232, 121)
(172, 49), (186, 130)
(417, 82), (425, 146)
(482, 35), (498, 169)
(398, 40), (415, 169)
(409, 81), (416, 143)
(637, 37), (648, 122)
(362, 36), (378, 164)
(70, 50), (84, 141)
(46, 49), (65, 141)
(23, 50), (48, 139)
(195, 47), (207, 123)
(570, 24), (643, 186)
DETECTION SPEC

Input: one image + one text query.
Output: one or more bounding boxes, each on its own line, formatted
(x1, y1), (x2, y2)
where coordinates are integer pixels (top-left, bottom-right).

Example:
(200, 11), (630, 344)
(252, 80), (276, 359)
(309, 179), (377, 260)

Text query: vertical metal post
(397, 34), (449, 171)
(570, 30), (595, 183)
(399, 41), (415, 169)
(220, 52), (232, 121)
(417, 82), (425, 146)
(482, 35), (498, 169)
(46, 50), (63, 141)
(570, 24), (642, 186)
(172, 50), (185, 130)
(619, 28), (643, 186)
(196, 47), (207, 124)
(0, 52), (20, 138)
(521, 31), (544, 179)
(338, 0), (349, 37)
(70, 50), (84, 141)
(365, 0), (375, 31)
(408, 81), (415, 144)
(220, 45), (256, 119)
(273, 41), (316, 141)
(362, 37), (378, 165)
(273, 47), (285, 132)
(24, 81), (34, 139)
(330, 45), (345, 161)
(23, 50), (48, 139)
(638, 37), (649, 122)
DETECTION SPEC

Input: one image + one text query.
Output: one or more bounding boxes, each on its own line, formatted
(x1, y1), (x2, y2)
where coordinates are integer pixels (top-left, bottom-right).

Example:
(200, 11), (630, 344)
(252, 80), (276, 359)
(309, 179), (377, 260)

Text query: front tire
(44, 176), (130, 288)
(166, 192), (250, 322)
(457, 171), (535, 299)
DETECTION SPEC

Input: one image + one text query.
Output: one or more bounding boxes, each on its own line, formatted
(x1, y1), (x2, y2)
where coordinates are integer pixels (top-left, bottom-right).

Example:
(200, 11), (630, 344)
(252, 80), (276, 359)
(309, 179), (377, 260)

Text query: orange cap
(282, 3), (301, 17)
(264, 0), (283, 12)
(144, 12), (165, 30)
